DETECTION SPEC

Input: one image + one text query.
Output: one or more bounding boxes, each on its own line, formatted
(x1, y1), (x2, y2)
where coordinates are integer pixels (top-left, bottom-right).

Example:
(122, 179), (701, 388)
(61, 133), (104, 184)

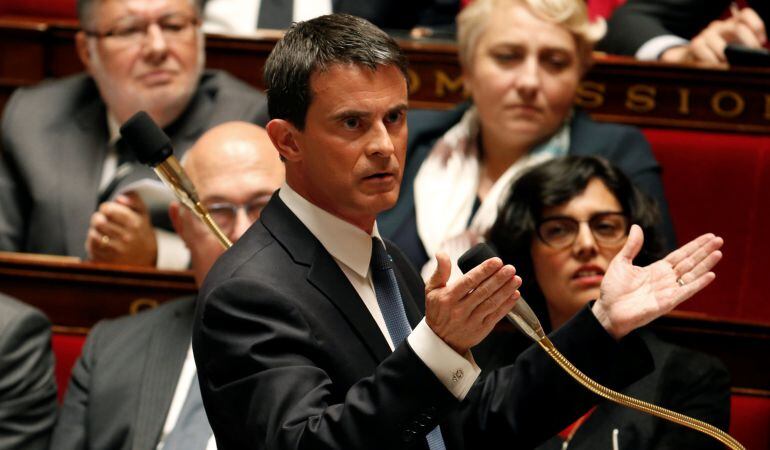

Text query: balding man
(50, 122), (283, 450)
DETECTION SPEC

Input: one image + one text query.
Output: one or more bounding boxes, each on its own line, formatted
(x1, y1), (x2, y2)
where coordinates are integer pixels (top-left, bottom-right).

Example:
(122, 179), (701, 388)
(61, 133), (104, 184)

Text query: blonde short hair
(457, 0), (606, 69)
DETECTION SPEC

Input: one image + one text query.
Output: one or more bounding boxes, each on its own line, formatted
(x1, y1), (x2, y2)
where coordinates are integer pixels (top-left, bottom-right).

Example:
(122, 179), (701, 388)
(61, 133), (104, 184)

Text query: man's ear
(169, 202), (184, 237)
(75, 32), (94, 74)
(266, 119), (302, 162)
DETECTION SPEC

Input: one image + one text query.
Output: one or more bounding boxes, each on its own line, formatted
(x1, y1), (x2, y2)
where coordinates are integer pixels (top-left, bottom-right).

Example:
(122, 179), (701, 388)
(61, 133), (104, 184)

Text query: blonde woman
(379, 0), (675, 275)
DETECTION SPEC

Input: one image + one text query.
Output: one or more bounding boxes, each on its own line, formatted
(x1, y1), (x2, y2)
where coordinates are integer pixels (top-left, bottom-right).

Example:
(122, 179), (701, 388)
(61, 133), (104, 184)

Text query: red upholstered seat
(51, 332), (86, 402)
(0, 0), (77, 19)
(730, 394), (770, 450)
(644, 129), (770, 323)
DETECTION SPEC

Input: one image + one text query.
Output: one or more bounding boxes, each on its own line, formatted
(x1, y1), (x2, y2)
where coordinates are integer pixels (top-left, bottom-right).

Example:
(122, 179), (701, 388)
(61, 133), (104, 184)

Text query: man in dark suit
(0, 0), (268, 267)
(50, 122), (284, 450)
(598, 0), (768, 64)
(193, 14), (724, 450)
(0, 293), (57, 450)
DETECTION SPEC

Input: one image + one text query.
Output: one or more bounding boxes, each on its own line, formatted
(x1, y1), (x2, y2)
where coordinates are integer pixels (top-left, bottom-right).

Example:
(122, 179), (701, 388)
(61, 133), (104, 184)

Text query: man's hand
(85, 192), (158, 267)
(661, 7), (767, 65)
(592, 225), (723, 340)
(425, 252), (521, 355)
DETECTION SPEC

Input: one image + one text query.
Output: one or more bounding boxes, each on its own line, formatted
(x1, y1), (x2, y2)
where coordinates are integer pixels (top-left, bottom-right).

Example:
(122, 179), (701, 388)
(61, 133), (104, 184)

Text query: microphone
(458, 243), (545, 342)
(119, 111), (232, 249)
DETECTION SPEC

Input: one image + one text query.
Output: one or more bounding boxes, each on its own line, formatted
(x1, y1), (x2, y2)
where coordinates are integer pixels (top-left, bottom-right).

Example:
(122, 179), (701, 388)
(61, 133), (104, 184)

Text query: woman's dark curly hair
(487, 155), (664, 331)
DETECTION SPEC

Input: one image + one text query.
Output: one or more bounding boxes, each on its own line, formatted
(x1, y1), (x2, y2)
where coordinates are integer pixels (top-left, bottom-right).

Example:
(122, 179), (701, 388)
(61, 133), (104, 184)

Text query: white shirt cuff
(407, 318), (480, 400)
(636, 35), (690, 61)
(155, 228), (191, 270)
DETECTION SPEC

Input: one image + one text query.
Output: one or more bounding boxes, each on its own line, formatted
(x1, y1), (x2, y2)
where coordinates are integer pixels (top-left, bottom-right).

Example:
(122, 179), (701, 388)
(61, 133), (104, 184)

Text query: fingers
(664, 233), (721, 267)
(444, 256), (503, 300)
(471, 275), (521, 326)
(672, 271), (717, 307)
(115, 191), (148, 214)
(677, 250), (723, 285)
(671, 235), (724, 280)
(618, 224), (644, 263)
(737, 7), (767, 46)
(425, 252), (452, 293)
(97, 200), (143, 229)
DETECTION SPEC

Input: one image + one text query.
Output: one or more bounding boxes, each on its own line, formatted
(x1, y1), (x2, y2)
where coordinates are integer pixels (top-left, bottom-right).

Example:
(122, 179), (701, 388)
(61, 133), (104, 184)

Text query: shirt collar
(278, 183), (380, 278)
(106, 112), (121, 146)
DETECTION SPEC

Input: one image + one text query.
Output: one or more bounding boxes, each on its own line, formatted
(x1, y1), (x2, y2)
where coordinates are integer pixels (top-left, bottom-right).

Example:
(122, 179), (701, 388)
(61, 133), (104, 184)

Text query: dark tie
(162, 373), (213, 450)
(257, 0), (293, 29)
(370, 237), (447, 450)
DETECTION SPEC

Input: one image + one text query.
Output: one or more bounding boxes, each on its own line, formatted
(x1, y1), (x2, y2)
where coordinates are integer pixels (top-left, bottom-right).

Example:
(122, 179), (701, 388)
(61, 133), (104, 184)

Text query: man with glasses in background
(50, 121), (284, 450)
(0, 0), (267, 268)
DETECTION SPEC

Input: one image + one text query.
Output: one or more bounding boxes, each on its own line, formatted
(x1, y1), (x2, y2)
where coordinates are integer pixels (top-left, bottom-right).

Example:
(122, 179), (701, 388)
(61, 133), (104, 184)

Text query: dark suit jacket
(193, 193), (654, 450)
(0, 293), (57, 450)
(598, 0), (770, 56)
(50, 297), (195, 450)
(535, 331), (730, 450)
(0, 70), (268, 259)
(378, 104), (676, 268)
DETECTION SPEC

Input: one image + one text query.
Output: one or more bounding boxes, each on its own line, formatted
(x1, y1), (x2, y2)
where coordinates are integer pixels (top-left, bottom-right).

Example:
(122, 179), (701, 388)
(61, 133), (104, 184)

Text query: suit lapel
(58, 97), (109, 258)
(261, 196), (392, 363)
(132, 300), (194, 450)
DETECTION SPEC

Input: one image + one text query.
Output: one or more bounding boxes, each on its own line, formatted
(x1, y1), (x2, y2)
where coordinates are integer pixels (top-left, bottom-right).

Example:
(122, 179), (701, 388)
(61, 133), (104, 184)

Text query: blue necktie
(370, 237), (447, 450)
(162, 372), (213, 450)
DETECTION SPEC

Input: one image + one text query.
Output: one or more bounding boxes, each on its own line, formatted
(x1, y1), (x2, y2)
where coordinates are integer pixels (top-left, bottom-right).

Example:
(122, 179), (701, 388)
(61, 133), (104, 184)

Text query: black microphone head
(119, 111), (172, 167)
(458, 243), (499, 274)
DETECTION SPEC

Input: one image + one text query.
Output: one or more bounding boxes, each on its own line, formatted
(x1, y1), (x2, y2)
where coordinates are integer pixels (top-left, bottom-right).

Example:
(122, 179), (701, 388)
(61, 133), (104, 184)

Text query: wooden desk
(0, 251), (196, 333)
(1, 18), (770, 133)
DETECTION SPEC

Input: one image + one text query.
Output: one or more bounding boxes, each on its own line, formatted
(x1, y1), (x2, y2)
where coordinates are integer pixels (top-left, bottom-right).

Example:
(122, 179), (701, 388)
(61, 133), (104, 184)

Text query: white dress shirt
(279, 183), (480, 399)
(203, 0), (333, 35)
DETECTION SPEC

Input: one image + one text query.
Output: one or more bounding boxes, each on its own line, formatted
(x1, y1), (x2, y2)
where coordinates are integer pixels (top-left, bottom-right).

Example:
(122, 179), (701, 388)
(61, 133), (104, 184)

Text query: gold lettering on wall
(711, 91), (745, 118)
(129, 298), (159, 315)
(576, 81), (606, 108)
(678, 88), (691, 115)
(625, 85), (656, 113)
(434, 70), (464, 98)
(407, 68), (421, 95)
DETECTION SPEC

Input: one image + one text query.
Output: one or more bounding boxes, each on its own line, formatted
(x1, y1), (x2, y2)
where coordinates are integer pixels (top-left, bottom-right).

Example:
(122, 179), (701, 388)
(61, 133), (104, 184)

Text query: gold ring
(100, 234), (111, 246)
(676, 277), (685, 287)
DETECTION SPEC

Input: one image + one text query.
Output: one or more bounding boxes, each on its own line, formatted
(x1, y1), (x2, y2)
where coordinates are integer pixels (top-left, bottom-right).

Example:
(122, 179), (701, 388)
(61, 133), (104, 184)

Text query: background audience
(379, 0), (675, 278)
(598, 0), (768, 64)
(50, 121), (284, 450)
(484, 155), (730, 449)
(202, 0), (459, 35)
(0, 0), (267, 268)
(0, 293), (57, 450)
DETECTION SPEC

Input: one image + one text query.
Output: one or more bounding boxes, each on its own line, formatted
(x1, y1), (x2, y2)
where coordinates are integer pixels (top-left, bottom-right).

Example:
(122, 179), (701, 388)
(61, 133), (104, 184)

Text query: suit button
(402, 428), (417, 442)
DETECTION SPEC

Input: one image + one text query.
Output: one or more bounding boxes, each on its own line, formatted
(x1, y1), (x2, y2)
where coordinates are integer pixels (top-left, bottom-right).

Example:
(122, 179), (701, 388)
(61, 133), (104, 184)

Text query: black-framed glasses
(83, 13), (199, 46)
(536, 212), (629, 249)
(205, 195), (272, 234)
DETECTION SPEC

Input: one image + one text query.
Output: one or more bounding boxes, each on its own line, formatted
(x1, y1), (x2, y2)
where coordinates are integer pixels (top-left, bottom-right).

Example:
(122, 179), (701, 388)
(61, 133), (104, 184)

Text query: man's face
(287, 64), (408, 232)
(77, 0), (203, 127)
(178, 133), (285, 285)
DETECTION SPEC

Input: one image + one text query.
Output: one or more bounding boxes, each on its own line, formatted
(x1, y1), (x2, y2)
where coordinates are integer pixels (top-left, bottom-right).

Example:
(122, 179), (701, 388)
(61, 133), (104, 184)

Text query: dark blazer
(50, 297), (195, 450)
(378, 104), (676, 268)
(193, 193), (654, 450)
(0, 70), (268, 259)
(0, 293), (57, 450)
(536, 331), (731, 450)
(598, 0), (770, 56)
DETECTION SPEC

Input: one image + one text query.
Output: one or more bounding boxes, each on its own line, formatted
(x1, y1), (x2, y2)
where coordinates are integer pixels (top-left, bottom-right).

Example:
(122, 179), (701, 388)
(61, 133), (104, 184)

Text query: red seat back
(51, 332), (87, 402)
(0, 0), (77, 19)
(730, 394), (770, 450)
(644, 129), (770, 323)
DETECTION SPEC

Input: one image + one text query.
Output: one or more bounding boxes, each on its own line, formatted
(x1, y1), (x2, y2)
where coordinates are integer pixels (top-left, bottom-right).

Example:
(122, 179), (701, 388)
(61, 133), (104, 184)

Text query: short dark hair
(263, 13), (409, 130)
(487, 155), (664, 330)
(77, 0), (204, 28)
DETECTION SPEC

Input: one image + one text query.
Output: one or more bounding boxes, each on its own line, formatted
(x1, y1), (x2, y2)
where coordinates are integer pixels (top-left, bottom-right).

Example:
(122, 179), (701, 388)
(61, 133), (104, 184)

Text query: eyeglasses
(83, 13), (199, 46)
(536, 212), (629, 249)
(205, 196), (272, 234)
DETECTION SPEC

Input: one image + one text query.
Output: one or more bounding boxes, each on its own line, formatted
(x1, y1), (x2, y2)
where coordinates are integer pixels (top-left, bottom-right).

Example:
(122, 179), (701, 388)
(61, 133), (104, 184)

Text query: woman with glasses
(483, 155), (730, 450)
